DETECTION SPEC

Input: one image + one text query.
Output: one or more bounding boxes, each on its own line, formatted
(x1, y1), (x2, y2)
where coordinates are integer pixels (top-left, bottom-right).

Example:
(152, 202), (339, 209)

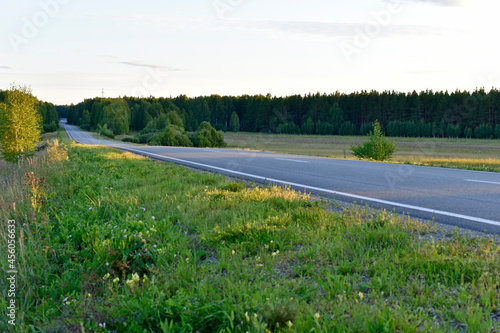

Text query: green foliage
(43, 121), (59, 133)
(100, 99), (130, 135)
(446, 123), (461, 138)
(100, 123), (115, 139)
(121, 136), (140, 144)
(474, 123), (493, 139)
(276, 122), (300, 134)
(339, 121), (356, 136)
(300, 117), (315, 135)
(0, 84), (42, 163)
(464, 127), (473, 138)
(495, 125), (500, 139)
(2, 138), (500, 332)
(157, 125), (193, 147)
(351, 120), (396, 161)
(193, 121), (226, 147)
(230, 111), (240, 132)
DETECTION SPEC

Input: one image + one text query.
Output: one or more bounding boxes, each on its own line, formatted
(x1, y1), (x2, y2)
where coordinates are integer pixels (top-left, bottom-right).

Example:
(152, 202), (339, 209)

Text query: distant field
(225, 133), (500, 172)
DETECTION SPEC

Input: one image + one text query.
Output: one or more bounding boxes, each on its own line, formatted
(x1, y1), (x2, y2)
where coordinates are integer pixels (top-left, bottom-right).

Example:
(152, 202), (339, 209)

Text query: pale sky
(1, 0), (499, 105)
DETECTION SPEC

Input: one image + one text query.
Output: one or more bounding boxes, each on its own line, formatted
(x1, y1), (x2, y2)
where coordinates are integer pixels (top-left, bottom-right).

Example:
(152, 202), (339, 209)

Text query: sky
(1, 0), (499, 105)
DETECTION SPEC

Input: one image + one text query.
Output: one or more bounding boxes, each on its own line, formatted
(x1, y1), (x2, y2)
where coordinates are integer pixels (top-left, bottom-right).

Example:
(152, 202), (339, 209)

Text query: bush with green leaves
(97, 123), (114, 139)
(193, 121), (226, 147)
(157, 125), (193, 147)
(121, 136), (140, 144)
(351, 120), (396, 161)
(0, 84), (42, 163)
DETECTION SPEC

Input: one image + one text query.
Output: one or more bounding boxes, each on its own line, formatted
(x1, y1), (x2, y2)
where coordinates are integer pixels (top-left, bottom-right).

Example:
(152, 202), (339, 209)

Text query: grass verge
(0, 131), (499, 332)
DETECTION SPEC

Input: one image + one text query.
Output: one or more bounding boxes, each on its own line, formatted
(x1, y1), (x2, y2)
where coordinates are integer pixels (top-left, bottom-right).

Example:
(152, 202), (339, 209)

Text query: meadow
(224, 133), (500, 173)
(0, 130), (499, 332)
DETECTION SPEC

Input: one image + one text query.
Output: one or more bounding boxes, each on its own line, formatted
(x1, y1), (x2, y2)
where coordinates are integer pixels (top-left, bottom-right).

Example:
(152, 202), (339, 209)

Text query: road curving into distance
(62, 120), (500, 235)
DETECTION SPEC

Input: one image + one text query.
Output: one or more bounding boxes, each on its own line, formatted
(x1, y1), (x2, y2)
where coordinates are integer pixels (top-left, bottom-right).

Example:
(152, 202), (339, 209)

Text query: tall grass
(0, 131), (499, 332)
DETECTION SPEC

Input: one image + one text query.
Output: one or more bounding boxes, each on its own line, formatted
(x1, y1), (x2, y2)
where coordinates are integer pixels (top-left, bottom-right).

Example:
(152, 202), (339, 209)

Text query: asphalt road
(62, 121), (500, 235)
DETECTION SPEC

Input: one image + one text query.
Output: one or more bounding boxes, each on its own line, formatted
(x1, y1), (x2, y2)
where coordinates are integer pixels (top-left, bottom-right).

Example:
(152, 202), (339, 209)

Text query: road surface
(62, 120), (500, 235)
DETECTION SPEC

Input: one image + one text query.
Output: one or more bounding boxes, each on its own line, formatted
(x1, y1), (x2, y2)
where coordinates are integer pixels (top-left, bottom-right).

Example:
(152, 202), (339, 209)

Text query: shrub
(121, 136), (140, 144)
(100, 123), (115, 139)
(193, 122), (226, 147)
(351, 120), (396, 161)
(159, 125), (193, 147)
(43, 121), (58, 133)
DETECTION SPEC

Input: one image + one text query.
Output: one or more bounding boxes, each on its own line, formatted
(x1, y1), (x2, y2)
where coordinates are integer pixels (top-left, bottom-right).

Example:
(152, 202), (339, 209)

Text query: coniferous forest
(62, 88), (500, 140)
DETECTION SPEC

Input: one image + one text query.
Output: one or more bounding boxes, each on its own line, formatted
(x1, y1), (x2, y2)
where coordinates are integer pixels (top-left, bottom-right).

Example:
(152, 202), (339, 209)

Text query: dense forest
(0, 89), (60, 133)
(65, 89), (500, 140)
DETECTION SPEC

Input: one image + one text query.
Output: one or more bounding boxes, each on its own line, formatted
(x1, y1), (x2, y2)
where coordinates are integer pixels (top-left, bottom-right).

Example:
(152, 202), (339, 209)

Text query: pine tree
(0, 84), (42, 163)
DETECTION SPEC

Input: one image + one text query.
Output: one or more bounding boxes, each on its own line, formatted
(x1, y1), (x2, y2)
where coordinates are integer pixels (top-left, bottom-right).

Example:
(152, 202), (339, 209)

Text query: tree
(351, 120), (396, 161)
(0, 85), (42, 163)
(230, 111), (240, 132)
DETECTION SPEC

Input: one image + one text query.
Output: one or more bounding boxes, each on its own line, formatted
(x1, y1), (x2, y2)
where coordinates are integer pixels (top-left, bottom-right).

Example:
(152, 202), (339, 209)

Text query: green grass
(1, 130), (499, 332)
(224, 133), (500, 172)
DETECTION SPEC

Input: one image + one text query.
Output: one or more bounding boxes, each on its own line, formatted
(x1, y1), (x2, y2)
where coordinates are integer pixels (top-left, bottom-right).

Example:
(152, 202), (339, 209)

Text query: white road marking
(275, 158), (309, 163)
(465, 179), (500, 185)
(115, 146), (500, 228)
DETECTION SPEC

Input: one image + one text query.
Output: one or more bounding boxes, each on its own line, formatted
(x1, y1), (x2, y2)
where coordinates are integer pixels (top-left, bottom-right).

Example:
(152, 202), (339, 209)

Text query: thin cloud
(219, 19), (454, 40)
(393, 0), (464, 6)
(0, 66), (12, 69)
(118, 61), (186, 72)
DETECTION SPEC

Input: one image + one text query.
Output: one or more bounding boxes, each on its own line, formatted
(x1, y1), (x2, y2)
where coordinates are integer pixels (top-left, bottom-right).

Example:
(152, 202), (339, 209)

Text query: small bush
(193, 122), (226, 148)
(43, 121), (58, 133)
(121, 136), (140, 144)
(159, 125), (193, 147)
(351, 120), (396, 161)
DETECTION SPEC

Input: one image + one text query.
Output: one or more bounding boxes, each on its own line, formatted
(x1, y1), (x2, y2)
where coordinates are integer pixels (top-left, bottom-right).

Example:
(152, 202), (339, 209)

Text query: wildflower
(131, 273), (140, 283)
(287, 321), (293, 328)
(68, 235), (72, 238)
(87, 293), (92, 298)
(152, 216), (156, 220)
(103, 273), (110, 280)
(89, 207), (92, 211)
(358, 292), (364, 302)
(232, 250), (235, 255)
(245, 312), (250, 322)
(124, 235), (127, 238)
(62, 297), (68, 303)
(153, 244), (157, 248)
(144, 248), (147, 252)
(314, 313), (320, 320)
(186, 258), (189, 262)
(113, 277), (119, 284)
(99, 323), (106, 328)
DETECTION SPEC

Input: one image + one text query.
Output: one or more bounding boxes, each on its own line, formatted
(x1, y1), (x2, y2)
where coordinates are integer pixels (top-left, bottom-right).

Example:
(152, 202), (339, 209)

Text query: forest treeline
(0, 89), (60, 133)
(64, 89), (500, 140)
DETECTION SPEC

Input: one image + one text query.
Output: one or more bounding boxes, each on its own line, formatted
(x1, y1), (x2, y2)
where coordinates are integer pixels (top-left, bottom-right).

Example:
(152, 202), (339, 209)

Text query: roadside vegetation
(351, 120), (396, 161)
(1, 129), (499, 332)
